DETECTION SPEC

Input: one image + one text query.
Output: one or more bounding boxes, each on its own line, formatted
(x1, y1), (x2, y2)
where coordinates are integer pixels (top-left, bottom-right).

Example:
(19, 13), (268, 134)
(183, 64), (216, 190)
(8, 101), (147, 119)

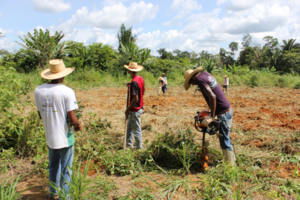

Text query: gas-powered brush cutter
(194, 110), (223, 171)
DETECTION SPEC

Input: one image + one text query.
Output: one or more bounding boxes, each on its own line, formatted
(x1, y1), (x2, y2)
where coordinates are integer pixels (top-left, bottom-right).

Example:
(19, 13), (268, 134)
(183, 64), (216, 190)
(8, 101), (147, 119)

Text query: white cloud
(162, 20), (182, 26)
(0, 28), (13, 35)
(0, 38), (18, 52)
(225, 0), (262, 11)
(208, 4), (290, 34)
(54, 1), (159, 34)
(0, 12), (3, 17)
(31, 0), (71, 13)
(170, 0), (201, 19)
(216, 0), (228, 6)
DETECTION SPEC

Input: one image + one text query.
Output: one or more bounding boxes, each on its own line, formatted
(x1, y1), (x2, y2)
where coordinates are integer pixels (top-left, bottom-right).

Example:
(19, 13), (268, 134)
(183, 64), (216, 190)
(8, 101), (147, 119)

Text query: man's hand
(125, 109), (130, 119)
(74, 124), (82, 132)
(202, 116), (213, 127)
(126, 82), (131, 87)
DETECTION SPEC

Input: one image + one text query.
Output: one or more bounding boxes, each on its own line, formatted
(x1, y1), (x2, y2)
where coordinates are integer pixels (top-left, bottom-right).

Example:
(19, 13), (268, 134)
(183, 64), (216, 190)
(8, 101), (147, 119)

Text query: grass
(9, 67), (300, 91)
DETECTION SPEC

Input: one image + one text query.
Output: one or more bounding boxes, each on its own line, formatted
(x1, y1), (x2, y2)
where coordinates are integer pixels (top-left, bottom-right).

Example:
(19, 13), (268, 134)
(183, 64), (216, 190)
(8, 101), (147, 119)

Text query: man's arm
(68, 110), (81, 131)
(125, 95), (138, 119)
(201, 85), (217, 118)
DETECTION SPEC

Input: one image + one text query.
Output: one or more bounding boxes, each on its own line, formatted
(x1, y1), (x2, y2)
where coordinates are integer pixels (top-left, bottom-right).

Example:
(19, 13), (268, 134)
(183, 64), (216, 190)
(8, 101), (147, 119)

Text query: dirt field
(4, 86), (300, 199)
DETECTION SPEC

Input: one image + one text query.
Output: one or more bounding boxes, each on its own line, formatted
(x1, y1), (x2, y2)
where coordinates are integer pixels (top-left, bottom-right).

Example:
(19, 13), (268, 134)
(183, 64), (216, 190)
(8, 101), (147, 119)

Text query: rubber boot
(222, 149), (235, 166)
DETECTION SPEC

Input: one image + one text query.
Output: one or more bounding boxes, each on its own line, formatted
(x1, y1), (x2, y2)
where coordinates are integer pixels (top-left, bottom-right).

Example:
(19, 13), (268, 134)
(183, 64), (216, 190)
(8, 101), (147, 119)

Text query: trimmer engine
(194, 111), (223, 171)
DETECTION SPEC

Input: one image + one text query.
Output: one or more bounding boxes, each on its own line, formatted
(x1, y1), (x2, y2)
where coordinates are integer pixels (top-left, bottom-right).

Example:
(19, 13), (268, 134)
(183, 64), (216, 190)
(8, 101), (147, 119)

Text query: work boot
(222, 149), (235, 166)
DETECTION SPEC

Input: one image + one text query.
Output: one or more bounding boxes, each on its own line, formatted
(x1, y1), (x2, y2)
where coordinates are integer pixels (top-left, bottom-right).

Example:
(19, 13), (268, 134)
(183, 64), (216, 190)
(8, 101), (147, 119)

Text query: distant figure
(158, 77), (167, 94)
(162, 73), (168, 91)
(223, 75), (229, 93)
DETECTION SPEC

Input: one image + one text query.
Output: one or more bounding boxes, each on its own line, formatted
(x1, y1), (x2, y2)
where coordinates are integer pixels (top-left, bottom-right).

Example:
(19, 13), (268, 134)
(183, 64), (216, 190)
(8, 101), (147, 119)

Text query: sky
(0, 0), (300, 56)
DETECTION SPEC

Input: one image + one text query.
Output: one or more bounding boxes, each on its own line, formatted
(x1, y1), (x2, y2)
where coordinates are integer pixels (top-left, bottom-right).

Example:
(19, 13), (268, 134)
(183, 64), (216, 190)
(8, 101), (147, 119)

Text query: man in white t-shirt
(222, 75), (229, 93)
(34, 59), (81, 200)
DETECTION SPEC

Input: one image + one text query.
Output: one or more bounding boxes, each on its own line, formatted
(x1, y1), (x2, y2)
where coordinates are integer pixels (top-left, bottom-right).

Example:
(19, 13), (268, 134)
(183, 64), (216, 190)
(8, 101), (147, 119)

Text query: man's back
(35, 83), (78, 149)
(196, 72), (231, 115)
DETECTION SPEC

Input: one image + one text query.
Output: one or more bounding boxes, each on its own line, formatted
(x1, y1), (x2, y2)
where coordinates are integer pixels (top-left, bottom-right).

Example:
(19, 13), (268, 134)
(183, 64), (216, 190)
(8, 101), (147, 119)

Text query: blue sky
(1, 0), (300, 56)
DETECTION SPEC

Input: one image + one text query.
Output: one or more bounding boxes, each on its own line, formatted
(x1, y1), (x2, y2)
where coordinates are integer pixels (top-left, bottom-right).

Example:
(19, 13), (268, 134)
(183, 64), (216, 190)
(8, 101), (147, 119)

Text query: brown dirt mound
(259, 108), (272, 114)
(241, 138), (271, 148)
(268, 160), (300, 178)
(80, 160), (104, 176)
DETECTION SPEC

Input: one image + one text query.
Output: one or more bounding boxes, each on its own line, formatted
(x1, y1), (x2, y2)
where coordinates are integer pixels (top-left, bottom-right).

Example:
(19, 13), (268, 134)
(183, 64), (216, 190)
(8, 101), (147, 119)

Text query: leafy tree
(263, 36), (279, 49)
(0, 49), (9, 57)
(16, 29), (74, 69)
(173, 49), (181, 56)
(228, 42), (238, 56)
(219, 48), (234, 66)
(280, 49), (300, 73)
(238, 47), (255, 67)
(242, 33), (252, 48)
(190, 51), (198, 59)
(120, 41), (151, 65)
(117, 23), (137, 53)
(281, 39), (300, 51)
(157, 48), (174, 60)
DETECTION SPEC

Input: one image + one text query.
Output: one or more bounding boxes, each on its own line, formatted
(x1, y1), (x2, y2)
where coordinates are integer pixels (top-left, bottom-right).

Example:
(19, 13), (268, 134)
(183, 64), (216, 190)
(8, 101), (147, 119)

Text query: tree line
(0, 24), (299, 76)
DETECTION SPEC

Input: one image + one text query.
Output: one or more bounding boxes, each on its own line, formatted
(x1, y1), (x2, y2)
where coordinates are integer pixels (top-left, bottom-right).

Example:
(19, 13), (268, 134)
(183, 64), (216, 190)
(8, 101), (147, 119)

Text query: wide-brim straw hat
(184, 66), (203, 91)
(41, 59), (74, 80)
(124, 62), (143, 72)
(158, 77), (163, 81)
(224, 75), (227, 78)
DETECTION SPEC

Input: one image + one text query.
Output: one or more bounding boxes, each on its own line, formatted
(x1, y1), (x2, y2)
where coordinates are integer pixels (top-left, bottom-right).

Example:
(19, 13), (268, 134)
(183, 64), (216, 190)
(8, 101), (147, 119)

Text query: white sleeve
(34, 89), (40, 111)
(66, 89), (79, 112)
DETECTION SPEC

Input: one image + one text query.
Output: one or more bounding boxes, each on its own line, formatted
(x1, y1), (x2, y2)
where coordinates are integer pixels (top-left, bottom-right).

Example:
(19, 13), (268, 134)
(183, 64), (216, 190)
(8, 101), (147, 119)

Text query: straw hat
(184, 66), (203, 91)
(41, 59), (74, 80)
(162, 73), (165, 76)
(224, 75), (227, 78)
(158, 77), (163, 81)
(124, 62), (143, 72)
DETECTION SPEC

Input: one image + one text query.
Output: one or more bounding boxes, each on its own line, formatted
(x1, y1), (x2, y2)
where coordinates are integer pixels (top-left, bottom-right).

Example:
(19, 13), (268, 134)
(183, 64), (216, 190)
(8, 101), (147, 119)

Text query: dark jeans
(48, 145), (74, 199)
(218, 109), (233, 151)
(162, 85), (167, 94)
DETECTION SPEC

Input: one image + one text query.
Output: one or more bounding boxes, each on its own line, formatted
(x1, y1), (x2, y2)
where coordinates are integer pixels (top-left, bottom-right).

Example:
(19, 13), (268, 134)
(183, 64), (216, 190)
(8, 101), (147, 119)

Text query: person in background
(183, 67), (235, 165)
(162, 73), (168, 91)
(223, 75), (229, 93)
(34, 59), (81, 200)
(124, 62), (145, 149)
(158, 77), (167, 94)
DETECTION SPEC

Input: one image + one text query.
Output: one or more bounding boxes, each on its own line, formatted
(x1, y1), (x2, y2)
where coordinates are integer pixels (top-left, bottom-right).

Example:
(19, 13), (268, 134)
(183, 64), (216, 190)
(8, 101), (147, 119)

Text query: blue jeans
(48, 145), (74, 199)
(127, 109), (143, 149)
(218, 109), (233, 151)
(162, 85), (167, 94)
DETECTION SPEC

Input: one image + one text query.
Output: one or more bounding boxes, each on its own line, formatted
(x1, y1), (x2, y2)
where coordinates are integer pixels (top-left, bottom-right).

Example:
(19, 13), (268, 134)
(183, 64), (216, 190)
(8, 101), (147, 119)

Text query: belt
(217, 107), (232, 117)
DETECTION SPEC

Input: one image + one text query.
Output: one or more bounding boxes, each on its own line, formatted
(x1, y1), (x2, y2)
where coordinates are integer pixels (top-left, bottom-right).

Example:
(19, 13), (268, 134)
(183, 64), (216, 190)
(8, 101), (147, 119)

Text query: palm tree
(16, 29), (74, 69)
(0, 32), (4, 39)
(117, 23), (137, 53)
(268, 49), (282, 68)
(281, 39), (300, 51)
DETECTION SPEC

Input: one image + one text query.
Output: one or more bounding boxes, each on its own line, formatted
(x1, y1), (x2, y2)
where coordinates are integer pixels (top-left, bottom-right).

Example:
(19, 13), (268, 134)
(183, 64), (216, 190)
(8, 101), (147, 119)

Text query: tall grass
(7, 67), (300, 91)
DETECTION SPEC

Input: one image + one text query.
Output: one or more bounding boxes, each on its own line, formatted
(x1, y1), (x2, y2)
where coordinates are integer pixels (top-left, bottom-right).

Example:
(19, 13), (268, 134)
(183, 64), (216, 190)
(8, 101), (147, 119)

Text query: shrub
(294, 82), (300, 89)
(249, 74), (259, 87)
(276, 77), (288, 88)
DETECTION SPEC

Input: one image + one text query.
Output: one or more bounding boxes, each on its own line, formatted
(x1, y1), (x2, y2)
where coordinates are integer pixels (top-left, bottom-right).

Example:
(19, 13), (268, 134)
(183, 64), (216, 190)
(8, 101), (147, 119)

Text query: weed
(276, 77), (288, 88)
(249, 74), (259, 87)
(118, 187), (155, 200)
(102, 150), (142, 176)
(0, 169), (22, 200)
(49, 160), (100, 200)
